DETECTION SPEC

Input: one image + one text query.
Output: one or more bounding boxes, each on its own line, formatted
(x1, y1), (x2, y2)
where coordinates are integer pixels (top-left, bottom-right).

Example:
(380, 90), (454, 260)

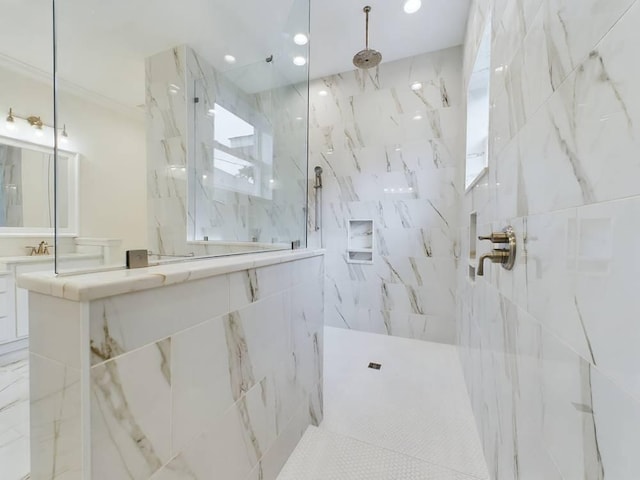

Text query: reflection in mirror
(0, 141), (75, 232)
(465, 19), (491, 189)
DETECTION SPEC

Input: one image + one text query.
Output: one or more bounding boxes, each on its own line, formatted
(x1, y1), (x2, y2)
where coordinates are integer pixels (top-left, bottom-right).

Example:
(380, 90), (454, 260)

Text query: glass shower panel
(189, 0), (309, 249)
(52, 0), (310, 273)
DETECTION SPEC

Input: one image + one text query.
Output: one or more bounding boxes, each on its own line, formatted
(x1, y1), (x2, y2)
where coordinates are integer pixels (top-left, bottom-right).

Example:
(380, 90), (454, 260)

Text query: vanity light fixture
(403, 0), (422, 14)
(59, 124), (69, 144)
(293, 33), (309, 46)
(4, 108), (71, 141)
(27, 116), (45, 137)
(5, 108), (15, 130)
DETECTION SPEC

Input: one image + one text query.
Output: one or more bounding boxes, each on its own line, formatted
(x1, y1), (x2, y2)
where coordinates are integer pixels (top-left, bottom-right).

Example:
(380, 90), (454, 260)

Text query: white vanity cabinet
(0, 254), (103, 355)
(0, 272), (12, 345)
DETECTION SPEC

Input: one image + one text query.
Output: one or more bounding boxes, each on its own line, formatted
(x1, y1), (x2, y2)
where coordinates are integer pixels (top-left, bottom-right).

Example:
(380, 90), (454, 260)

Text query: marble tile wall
(146, 46), (307, 256)
(28, 255), (324, 480)
(459, 0), (640, 477)
(307, 48), (464, 344)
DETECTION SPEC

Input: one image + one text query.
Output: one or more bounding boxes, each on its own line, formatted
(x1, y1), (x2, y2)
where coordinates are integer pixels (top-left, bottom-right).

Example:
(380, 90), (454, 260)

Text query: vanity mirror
(0, 136), (78, 235)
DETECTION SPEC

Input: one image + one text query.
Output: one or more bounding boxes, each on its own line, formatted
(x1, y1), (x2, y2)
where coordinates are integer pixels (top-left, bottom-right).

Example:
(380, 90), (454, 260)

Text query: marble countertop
(0, 253), (102, 266)
(17, 249), (325, 302)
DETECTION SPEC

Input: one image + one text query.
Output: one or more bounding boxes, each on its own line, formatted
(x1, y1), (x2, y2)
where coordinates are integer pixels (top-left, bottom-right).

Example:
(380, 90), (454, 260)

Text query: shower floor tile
(277, 426), (482, 480)
(277, 327), (489, 480)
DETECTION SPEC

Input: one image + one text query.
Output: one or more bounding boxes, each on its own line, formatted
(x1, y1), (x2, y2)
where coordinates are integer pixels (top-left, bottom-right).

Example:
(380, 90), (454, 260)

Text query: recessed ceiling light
(295, 116), (304, 121)
(293, 56), (307, 66)
(269, 178), (275, 184)
(168, 83), (181, 95)
(403, 0), (422, 14)
(224, 54), (236, 64)
(293, 33), (309, 46)
(318, 90), (328, 97)
(413, 114), (423, 121)
(410, 81), (423, 91)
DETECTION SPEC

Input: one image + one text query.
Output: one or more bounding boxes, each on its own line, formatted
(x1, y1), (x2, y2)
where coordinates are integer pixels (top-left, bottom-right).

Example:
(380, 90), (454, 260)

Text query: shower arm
(364, 6), (371, 50)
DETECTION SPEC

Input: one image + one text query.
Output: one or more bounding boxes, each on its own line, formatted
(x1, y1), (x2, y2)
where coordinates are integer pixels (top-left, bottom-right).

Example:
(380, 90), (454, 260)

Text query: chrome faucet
(28, 241), (51, 256)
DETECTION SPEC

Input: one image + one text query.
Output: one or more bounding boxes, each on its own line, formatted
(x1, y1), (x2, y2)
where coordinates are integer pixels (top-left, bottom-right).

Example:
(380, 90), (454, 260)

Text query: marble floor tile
(0, 351), (30, 480)
(277, 327), (489, 480)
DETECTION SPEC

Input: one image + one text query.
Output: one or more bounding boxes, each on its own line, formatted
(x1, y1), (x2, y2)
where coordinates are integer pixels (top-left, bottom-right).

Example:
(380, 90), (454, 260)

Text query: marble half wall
(28, 254), (324, 480)
(307, 47), (465, 344)
(459, 0), (640, 478)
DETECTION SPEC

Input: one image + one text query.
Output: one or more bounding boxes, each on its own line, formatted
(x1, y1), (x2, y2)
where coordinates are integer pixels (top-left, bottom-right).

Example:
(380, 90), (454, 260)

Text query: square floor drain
(368, 362), (382, 370)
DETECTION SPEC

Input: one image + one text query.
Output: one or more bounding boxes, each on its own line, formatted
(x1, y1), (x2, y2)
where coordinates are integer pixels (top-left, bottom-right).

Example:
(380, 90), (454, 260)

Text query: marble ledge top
(16, 249), (325, 302)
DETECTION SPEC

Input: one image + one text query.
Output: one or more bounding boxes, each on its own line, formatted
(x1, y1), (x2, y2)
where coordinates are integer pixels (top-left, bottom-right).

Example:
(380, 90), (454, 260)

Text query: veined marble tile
(0, 356), (29, 435)
(518, 7), (640, 214)
(0, 428), (30, 480)
(542, 0), (636, 91)
(523, 209), (593, 361)
(231, 293), (288, 390)
(29, 293), (83, 369)
(573, 197), (640, 401)
(310, 138), (459, 179)
(308, 107), (461, 154)
(91, 340), (172, 480)
(229, 263), (292, 312)
(30, 353), (82, 480)
(322, 199), (458, 236)
(171, 315), (234, 455)
(89, 275), (229, 365)
(310, 47), (463, 101)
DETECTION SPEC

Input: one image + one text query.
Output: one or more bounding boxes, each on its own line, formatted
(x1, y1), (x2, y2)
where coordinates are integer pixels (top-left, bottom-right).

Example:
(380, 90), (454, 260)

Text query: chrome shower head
(353, 6), (382, 69)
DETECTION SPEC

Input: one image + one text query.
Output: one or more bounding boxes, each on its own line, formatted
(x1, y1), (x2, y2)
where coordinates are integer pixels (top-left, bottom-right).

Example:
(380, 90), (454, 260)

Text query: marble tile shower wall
(307, 48), (464, 343)
(459, 0), (640, 478)
(29, 256), (324, 480)
(147, 46), (307, 255)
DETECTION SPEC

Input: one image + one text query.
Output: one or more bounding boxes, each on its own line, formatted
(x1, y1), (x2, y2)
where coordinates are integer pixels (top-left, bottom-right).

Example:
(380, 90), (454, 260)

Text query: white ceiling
(310, 0), (471, 79)
(0, 0), (470, 108)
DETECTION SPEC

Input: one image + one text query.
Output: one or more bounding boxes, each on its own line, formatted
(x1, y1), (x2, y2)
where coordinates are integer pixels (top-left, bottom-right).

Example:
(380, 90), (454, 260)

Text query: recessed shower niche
(347, 219), (374, 264)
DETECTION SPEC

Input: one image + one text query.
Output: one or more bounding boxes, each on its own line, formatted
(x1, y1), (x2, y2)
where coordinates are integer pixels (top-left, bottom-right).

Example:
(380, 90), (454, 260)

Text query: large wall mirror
(0, 137), (78, 235)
